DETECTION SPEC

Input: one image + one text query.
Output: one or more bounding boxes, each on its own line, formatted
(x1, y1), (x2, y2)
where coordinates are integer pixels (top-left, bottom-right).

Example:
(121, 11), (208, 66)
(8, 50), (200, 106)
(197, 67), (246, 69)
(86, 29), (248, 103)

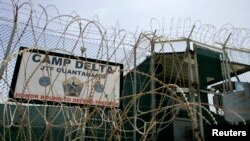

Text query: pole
(222, 34), (233, 92)
(82, 107), (88, 141)
(193, 47), (204, 140)
(186, 40), (198, 139)
(133, 40), (137, 141)
(80, 47), (88, 141)
(150, 30), (157, 141)
(186, 25), (201, 140)
(221, 38), (240, 83)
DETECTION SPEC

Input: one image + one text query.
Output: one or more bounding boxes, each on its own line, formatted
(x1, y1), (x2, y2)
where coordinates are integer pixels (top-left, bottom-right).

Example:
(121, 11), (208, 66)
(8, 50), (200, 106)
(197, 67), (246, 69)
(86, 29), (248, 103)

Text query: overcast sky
(29, 0), (250, 31)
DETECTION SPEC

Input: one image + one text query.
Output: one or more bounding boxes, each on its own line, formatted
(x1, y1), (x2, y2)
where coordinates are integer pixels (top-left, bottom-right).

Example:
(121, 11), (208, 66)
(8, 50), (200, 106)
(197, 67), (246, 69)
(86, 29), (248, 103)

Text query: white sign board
(10, 48), (123, 107)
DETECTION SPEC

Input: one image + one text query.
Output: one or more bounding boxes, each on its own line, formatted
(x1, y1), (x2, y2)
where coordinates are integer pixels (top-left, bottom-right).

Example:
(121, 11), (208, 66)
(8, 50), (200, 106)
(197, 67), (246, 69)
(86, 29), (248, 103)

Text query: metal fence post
(150, 31), (157, 141)
(193, 47), (204, 140)
(186, 25), (202, 141)
(133, 39), (137, 141)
